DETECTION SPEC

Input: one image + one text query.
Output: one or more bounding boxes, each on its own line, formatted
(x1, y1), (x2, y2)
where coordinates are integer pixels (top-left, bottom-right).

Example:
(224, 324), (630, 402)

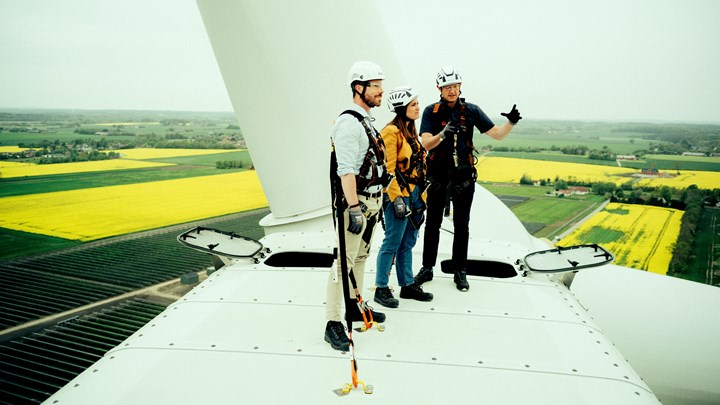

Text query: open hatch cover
(523, 244), (614, 273)
(177, 226), (264, 258)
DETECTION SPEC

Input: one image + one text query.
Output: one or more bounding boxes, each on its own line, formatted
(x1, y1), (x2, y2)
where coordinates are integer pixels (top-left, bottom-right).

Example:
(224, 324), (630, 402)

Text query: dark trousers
(422, 180), (475, 272)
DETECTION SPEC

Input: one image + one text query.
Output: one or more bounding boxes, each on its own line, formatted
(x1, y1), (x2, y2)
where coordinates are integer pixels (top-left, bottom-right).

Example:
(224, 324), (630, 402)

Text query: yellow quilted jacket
(380, 124), (427, 203)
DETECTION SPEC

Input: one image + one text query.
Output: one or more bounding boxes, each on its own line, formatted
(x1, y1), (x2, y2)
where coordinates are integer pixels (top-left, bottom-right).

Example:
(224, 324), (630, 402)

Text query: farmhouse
(555, 186), (589, 197)
(616, 155), (637, 160)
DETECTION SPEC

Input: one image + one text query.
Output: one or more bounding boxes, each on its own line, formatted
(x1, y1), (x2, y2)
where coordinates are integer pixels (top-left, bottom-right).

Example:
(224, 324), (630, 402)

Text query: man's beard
(365, 95), (381, 108)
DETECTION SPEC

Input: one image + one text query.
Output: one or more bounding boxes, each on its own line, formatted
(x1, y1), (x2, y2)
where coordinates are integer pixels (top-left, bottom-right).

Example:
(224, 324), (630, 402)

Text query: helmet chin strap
(360, 85), (376, 108)
(353, 82), (374, 108)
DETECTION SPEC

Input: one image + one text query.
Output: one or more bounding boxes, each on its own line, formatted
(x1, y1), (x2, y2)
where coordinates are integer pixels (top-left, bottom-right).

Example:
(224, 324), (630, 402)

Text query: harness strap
(340, 110), (386, 191)
(395, 133), (426, 194)
(431, 100), (474, 156)
(329, 145), (358, 309)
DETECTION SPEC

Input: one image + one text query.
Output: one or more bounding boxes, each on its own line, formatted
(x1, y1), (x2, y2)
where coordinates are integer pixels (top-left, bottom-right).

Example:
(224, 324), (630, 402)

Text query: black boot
(454, 270), (469, 292)
(374, 287), (399, 308)
(414, 266), (434, 285)
(399, 282), (433, 302)
(324, 321), (350, 351)
(347, 302), (386, 323)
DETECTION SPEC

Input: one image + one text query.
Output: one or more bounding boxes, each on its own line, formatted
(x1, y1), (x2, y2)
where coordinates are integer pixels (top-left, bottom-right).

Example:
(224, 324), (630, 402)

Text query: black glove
(501, 104), (522, 124)
(393, 197), (409, 219)
(347, 206), (364, 235)
(438, 122), (456, 140)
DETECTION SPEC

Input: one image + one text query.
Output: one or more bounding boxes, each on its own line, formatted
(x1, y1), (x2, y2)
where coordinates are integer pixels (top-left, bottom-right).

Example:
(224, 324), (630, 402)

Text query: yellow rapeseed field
(476, 156), (719, 190)
(0, 159), (174, 178)
(0, 146), (29, 153)
(476, 157), (634, 185)
(634, 170), (720, 190)
(0, 171), (268, 241)
(116, 148), (242, 160)
(0, 148), (245, 178)
(559, 203), (683, 275)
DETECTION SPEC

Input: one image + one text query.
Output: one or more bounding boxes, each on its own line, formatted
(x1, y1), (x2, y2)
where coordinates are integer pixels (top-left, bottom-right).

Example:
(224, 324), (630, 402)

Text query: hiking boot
(399, 282), (433, 302)
(324, 321), (350, 351)
(347, 303), (386, 323)
(454, 271), (469, 292)
(414, 266), (434, 285)
(374, 287), (399, 308)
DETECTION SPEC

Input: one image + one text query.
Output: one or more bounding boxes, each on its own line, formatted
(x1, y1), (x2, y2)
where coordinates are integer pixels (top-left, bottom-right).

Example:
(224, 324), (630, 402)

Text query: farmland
(477, 121), (657, 155)
(559, 203), (683, 274)
(116, 147), (241, 160)
(476, 156), (720, 190)
(0, 146), (28, 153)
(0, 171), (267, 241)
(476, 156), (635, 185)
(634, 170), (720, 190)
(0, 109), (238, 146)
(1, 111), (718, 283)
(0, 159), (174, 178)
(482, 183), (607, 239)
(480, 119), (720, 158)
(0, 149), (253, 199)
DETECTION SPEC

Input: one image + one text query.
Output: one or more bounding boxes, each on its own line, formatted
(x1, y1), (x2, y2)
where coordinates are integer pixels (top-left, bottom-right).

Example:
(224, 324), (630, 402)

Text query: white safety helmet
(436, 65), (462, 87)
(347, 61), (385, 85)
(387, 86), (419, 113)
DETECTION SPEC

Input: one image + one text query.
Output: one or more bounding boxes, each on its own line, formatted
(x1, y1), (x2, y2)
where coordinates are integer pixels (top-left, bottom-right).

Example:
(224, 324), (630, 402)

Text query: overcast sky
(1, 0), (719, 123)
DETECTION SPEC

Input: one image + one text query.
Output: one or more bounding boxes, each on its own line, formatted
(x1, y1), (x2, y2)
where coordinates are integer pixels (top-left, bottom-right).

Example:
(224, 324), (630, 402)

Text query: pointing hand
(501, 104), (522, 124)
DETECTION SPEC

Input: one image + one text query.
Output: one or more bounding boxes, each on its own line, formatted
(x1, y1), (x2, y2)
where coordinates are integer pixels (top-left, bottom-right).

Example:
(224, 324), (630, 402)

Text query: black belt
(357, 190), (382, 198)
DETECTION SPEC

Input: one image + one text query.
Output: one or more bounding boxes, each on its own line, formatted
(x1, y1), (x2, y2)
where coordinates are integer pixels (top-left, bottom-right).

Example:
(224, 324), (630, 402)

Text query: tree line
(667, 186), (706, 277)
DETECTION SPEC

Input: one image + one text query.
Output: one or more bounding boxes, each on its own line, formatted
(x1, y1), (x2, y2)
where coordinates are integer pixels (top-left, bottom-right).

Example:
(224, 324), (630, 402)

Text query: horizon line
(1, 107), (720, 126)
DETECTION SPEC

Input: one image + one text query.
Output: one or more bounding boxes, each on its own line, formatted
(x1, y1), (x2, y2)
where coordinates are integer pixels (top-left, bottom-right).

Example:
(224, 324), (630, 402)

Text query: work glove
(393, 196), (409, 219)
(347, 206), (365, 235)
(501, 104), (522, 124)
(438, 122), (456, 141)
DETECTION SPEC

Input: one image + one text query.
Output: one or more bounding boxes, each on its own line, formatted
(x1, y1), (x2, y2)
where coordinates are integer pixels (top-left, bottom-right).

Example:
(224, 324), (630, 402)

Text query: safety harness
(329, 110), (385, 396)
(394, 131), (427, 193)
(340, 110), (387, 193)
(393, 131), (428, 229)
(429, 99), (478, 171)
(428, 99), (478, 215)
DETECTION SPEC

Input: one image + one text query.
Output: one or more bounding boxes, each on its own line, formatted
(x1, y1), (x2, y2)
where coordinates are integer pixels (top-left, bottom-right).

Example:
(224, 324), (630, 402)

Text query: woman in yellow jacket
(373, 87), (434, 308)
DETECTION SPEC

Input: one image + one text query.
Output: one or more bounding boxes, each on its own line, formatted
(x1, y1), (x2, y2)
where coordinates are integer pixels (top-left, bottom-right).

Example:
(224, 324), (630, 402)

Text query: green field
(0, 109), (238, 148)
(0, 228), (82, 259)
(484, 136), (650, 155)
(486, 151), (621, 167)
(619, 155), (720, 172)
(573, 227), (625, 244)
(512, 198), (595, 223)
(477, 121), (657, 155)
(147, 150), (252, 166)
(481, 184), (606, 239)
(481, 184), (557, 197)
(0, 130), (137, 146)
